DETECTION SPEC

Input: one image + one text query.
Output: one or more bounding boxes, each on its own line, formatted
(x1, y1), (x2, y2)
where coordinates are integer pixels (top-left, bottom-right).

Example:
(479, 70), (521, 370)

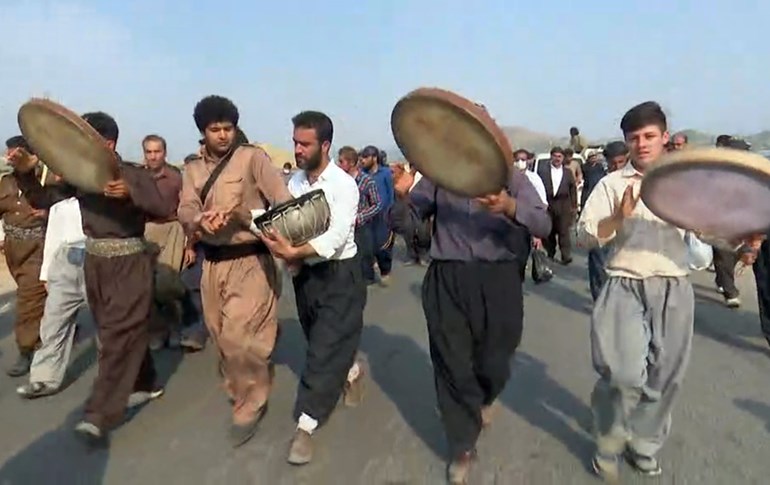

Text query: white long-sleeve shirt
(39, 197), (86, 282)
(287, 161), (359, 265)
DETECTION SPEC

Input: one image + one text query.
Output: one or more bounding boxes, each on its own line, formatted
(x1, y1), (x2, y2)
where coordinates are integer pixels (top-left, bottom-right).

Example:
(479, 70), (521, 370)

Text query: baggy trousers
(590, 276), (693, 458)
(4, 236), (47, 353)
(712, 246), (739, 299)
(201, 252), (280, 424)
(422, 260), (524, 457)
(83, 251), (157, 430)
(354, 224), (375, 284)
(292, 257), (366, 425)
(754, 238), (770, 346)
(29, 244), (88, 387)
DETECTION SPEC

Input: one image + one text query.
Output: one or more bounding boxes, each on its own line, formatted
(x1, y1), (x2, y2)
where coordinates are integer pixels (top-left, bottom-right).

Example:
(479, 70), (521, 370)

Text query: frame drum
(641, 147), (770, 243)
(391, 88), (511, 198)
(18, 98), (118, 193)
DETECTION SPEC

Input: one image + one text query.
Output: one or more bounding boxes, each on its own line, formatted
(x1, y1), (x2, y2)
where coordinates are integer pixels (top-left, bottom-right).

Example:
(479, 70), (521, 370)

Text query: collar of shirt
(620, 161), (644, 179)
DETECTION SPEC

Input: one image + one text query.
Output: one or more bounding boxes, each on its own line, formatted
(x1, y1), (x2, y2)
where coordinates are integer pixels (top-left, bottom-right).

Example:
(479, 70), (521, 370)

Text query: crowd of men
(0, 97), (767, 484)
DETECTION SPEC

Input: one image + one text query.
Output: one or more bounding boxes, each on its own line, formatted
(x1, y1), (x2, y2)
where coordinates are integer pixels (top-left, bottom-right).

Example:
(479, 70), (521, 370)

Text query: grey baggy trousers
(590, 275), (694, 458)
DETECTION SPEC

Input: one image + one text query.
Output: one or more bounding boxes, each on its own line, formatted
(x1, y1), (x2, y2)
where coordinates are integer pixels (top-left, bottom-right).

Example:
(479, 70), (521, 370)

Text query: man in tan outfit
(178, 95), (292, 447)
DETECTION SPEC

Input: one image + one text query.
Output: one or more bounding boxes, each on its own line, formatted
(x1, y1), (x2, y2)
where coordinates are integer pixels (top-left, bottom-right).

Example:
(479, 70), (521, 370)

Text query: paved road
(0, 250), (769, 484)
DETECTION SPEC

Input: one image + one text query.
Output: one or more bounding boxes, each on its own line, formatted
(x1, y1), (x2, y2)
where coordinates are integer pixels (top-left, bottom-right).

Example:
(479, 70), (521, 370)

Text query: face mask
(514, 160), (527, 170)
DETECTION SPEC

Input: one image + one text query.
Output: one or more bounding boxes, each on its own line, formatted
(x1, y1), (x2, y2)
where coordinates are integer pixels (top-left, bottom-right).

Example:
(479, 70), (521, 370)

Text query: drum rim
(17, 98), (119, 190)
(390, 87), (511, 197)
(252, 188), (326, 226)
(641, 147), (770, 236)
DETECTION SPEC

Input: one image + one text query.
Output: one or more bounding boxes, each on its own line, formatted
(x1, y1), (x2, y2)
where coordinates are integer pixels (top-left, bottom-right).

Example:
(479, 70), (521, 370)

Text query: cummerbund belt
(85, 237), (146, 258)
(201, 242), (269, 262)
(4, 224), (44, 240)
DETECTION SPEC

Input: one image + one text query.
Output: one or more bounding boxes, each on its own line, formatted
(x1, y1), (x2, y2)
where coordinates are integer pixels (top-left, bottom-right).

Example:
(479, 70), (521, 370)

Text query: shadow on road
(734, 398), (770, 433)
(0, 407), (109, 483)
(691, 284), (770, 356)
(502, 352), (593, 464)
(358, 324), (446, 458)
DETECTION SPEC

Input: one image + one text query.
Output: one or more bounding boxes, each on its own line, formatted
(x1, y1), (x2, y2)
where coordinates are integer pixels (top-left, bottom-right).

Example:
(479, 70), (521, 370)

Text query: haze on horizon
(1, 0), (768, 161)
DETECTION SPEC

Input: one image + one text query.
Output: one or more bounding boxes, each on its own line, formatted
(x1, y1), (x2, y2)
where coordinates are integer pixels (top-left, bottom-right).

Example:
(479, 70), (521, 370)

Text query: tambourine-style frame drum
(17, 98), (118, 193)
(640, 147), (770, 246)
(390, 88), (512, 198)
(253, 189), (331, 246)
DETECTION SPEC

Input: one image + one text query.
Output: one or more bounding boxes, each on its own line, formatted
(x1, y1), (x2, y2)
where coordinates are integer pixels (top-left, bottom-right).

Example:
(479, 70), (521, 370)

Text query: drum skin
(253, 189), (331, 246)
(391, 87), (511, 198)
(17, 98), (118, 193)
(641, 147), (770, 242)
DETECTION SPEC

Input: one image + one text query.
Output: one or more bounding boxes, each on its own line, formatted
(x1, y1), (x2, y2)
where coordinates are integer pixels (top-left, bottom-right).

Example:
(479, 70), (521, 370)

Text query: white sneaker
(127, 388), (164, 408)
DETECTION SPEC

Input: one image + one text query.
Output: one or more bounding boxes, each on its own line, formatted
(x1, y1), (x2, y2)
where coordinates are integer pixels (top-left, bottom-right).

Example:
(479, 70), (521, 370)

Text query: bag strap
(199, 147), (238, 204)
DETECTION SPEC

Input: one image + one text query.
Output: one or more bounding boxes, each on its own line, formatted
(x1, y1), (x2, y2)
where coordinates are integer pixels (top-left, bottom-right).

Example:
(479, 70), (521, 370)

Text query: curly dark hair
(193, 95), (239, 132)
(82, 112), (119, 142)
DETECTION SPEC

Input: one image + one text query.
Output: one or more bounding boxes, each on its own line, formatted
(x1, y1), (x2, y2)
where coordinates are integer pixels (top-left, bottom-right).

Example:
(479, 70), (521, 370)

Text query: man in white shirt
(258, 111), (366, 466)
(16, 194), (87, 398)
(577, 102), (759, 481)
(537, 146), (577, 264)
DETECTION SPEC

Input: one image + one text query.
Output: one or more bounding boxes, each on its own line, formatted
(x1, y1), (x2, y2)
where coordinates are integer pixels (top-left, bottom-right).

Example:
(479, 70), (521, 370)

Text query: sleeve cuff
(308, 237), (335, 259)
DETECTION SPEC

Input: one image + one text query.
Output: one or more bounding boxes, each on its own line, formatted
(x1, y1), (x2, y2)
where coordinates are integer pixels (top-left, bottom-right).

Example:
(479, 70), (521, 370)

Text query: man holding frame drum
(578, 102), (761, 481)
(11, 110), (171, 445)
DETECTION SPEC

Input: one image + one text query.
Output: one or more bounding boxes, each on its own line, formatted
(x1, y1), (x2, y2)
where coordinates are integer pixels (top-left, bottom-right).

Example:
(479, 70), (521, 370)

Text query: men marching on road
(337, 145), (383, 286)
(359, 145), (395, 285)
(16, 175), (88, 398)
(178, 95), (293, 447)
(392, 136), (551, 483)
(12, 111), (170, 445)
(258, 111), (367, 466)
(1, 136), (49, 377)
(538, 146), (578, 265)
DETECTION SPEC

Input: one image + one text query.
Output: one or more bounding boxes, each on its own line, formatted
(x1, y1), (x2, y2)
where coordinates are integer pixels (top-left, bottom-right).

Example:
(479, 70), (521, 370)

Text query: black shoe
(7, 353), (32, 377)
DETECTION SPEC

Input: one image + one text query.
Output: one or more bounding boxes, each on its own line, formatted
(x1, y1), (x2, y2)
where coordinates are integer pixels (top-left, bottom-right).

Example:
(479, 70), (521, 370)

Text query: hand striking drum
(177, 95), (294, 448)
(391, 88), (552, 484)
(14, 101), (173, 444)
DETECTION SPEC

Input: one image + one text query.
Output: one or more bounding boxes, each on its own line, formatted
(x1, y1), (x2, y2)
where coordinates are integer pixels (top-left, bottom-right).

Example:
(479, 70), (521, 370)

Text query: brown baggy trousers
(83, 251), (157, 430)
(4, 237), (46, 353)
(201, 251), (280, 425)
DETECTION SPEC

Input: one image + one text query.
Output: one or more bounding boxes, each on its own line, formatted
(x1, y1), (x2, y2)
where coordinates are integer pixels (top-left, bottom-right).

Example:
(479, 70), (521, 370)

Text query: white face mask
(514, 160), (528, 170)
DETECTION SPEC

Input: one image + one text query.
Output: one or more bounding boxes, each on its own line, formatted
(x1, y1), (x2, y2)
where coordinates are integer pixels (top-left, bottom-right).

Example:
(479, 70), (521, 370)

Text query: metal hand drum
(17, 98), (118, 193)
(640, 147), (770, 246)
(253, 189), (331, 246)
(391, 88), (511, 198)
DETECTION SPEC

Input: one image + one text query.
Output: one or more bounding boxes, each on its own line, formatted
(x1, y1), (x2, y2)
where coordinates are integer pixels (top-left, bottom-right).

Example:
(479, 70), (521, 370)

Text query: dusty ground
(0, 250), (769, 484)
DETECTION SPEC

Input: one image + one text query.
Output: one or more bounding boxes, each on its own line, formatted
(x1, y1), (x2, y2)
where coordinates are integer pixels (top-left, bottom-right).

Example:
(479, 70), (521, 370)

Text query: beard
(296, 148), (323, 172)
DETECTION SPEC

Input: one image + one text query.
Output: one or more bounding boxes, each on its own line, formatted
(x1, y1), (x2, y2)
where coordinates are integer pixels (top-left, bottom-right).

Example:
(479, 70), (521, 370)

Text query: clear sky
(1, 0), (768, 161)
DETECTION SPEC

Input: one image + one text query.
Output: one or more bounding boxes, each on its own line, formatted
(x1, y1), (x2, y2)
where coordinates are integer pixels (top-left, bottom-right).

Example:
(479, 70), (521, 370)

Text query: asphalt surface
(0, 249), (769, 484)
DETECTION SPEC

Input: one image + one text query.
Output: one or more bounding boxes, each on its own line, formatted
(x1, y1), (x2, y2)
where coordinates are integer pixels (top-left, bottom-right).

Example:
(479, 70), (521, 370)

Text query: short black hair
(5, 135), (33, 154)
(620, 101), (667, 135)
(82, 112), (119, 142)
(570, 127), (579, 136)
(673, 132), (688, 143)
(550, 146), (565, 155)
(291, 111), (333, 145)
(715, 134), (732, 147)
(183, 153), (198, 164)
(726, 138), (750, 151)
(603, 140), (628, 159)
(282, 162), (292, 169)
(142, 134), (167, 151)
(193, 95), (239, 132)
(513, 148), (530, 158)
